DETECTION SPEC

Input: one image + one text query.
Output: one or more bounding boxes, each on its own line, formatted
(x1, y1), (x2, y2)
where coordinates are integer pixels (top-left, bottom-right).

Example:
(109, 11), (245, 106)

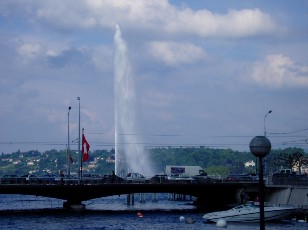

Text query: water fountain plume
(113, 24), (153, 177)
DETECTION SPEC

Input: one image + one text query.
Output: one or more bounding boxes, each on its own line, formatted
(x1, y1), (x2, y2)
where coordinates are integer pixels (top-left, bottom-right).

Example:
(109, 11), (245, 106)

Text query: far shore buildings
(244, 160), (256, 168)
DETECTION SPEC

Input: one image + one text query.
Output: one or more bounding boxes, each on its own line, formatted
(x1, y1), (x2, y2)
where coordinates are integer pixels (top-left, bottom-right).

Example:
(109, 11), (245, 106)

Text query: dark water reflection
(0, 194), (306, 230)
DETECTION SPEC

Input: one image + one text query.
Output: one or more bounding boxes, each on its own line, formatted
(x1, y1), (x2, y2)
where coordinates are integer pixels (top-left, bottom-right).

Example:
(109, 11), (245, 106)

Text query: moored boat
(203, 204), (295, 223)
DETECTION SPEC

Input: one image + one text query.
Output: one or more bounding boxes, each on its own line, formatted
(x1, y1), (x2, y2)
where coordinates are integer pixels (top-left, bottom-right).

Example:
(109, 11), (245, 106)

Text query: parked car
(82, 173), (102, 184)
(40, 174), (57, 184)
(192, 175), (219, 183)
(20, 174), (40, 183)
(150, 174), (167, 183)
(225, 174), (254, 182)
(83, 173), (101, 178)
(126, 173), (148, 183)
(167, 174), (195, 182)
(102, 174), (125, 183)
(273, 169), (296, 177)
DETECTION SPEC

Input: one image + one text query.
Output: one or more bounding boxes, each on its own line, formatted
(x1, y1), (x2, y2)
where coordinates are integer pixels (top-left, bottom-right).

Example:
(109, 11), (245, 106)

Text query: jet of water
(113, 24), (153, 177)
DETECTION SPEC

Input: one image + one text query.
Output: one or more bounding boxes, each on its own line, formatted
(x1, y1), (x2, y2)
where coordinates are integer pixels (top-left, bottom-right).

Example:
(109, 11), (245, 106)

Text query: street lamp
(264, 110), (272, 137)
(250, 136), (271, 230)
(77, 97), (81, 185)
(263, 110), (272, 176)
(67, 106), (71, 177)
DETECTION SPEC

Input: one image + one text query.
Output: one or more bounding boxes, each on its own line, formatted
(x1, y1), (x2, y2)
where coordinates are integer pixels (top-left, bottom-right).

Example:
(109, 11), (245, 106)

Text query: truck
(165, 165), (206, 177)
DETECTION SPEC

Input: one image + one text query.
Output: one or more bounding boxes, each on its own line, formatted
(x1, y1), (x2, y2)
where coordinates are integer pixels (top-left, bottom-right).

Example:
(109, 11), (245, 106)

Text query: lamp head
(250, 136), (271, 158)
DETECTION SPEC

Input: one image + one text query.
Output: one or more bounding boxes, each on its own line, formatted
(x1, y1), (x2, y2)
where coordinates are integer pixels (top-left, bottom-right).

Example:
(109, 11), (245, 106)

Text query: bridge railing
(268, 175), (308, 186)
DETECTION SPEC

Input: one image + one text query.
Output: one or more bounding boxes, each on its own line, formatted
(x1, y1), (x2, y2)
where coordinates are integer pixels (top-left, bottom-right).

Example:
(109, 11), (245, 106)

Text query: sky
(1, 0), (308, 154)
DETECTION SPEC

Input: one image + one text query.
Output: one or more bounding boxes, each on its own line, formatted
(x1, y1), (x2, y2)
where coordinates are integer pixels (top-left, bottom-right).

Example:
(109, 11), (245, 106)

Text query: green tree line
(1, 147), (307, 177)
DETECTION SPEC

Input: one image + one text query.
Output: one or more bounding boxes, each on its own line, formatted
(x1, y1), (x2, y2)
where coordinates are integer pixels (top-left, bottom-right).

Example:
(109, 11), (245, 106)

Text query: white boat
(203, 204), (295, 223)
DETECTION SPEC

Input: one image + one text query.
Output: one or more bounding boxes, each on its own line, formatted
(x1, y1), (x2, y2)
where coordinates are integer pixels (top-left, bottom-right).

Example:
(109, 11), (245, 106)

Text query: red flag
(82, 133), (90, 162)
(69, 154), (73, 164)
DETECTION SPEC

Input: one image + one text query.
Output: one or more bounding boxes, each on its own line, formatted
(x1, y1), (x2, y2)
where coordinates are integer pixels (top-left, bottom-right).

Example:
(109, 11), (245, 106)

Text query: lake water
(0, 194), (306, 229)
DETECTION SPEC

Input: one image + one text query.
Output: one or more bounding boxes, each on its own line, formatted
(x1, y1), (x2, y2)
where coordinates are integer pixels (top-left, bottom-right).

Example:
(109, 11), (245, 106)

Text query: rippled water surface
(0, 194), (306, 230)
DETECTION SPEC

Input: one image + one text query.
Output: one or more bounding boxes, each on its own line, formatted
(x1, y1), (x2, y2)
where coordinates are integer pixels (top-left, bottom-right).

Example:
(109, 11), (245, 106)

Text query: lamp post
(263, 110), (272, 176)
(264, 110), (272, 137)
(250, 136), (271, 230)
(77, 97), (81, 185)
(67, 106), (71, 177)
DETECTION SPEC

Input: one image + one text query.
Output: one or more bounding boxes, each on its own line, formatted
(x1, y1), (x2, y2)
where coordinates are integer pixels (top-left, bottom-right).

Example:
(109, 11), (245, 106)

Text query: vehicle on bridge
(126, 173), (149, 183)
(20, 174), (40, 184)
(192, 175), (220, 183)
(82, 174), (102, 184)
(274, 169), (294, 175)
(150, 174), (168, 183)
(167, 174), (195, 183)
(102, 174), (125, 183)
(40, 174), (57, 184)
(165, 165), (206, 177)
(224, 174), (256, 182)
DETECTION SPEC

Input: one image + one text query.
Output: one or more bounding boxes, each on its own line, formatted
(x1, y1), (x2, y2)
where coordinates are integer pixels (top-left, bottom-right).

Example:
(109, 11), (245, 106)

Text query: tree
(274, 148), (308, 173)
(293, 151), (308, 174)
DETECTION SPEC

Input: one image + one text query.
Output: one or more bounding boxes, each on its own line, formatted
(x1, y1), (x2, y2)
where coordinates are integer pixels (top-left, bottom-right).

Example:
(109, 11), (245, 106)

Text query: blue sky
(0, 0), (308, 154)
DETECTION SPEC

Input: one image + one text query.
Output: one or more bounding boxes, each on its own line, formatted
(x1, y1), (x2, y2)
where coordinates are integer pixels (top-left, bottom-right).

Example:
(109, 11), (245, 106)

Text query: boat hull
(203, 205), (295, 223)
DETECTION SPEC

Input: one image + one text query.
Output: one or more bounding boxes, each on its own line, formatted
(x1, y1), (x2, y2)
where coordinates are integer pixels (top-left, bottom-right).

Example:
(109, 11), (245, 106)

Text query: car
(167, 174), (180, 180)
(225, 174), (253, 182)
(150, 174), (167, 183)
(192, 175), (219, 183)
(20, 174), (40, 184)
(126, 173), (148, 183)
(273, 169), (296, 177)
(82, 173), (102, 184)
(167, 174), (195, 182)
(102, 174), (125, 183)
(40, 174), (57, 184)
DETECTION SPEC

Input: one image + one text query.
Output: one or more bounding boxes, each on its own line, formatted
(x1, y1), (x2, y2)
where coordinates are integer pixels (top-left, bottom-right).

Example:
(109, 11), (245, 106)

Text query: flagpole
(77, 97), (81, 185)
(67, 106), (71, 177)
(81, 128), (84, 177)
(66, 144), (68, 173)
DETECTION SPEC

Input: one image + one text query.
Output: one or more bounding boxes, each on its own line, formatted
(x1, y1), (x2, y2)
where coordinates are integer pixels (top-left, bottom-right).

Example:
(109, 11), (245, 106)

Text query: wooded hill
(0, 147), (307, 177)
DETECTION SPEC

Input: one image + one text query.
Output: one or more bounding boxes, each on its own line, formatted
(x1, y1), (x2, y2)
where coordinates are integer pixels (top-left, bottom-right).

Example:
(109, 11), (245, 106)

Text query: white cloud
(148, 41), (206, 66)
(17, 43), (45, 64)
(250, 54), (308, 88)
(1, 1), (277, 38)
(165, 8), (275, 37)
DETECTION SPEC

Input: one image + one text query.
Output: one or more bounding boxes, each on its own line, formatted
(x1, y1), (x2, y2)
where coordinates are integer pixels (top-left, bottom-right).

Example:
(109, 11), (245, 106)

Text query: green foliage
(273, 147), (308, 173)
(150, 147), (253, 175)
(205, 165), (230, 177)
(0, 147), (307, 177)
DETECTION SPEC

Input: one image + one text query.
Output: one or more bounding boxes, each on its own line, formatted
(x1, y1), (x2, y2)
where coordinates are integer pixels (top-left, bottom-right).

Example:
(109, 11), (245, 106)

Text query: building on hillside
(244, 160), (255, 168)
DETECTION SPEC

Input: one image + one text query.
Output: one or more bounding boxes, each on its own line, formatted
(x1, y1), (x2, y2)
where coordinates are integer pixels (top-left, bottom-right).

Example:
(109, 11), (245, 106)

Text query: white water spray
(114, 25), (153, 177)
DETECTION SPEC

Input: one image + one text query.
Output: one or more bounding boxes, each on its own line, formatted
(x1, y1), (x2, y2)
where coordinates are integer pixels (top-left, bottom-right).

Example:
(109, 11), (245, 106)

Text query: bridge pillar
(125, 194), (135, 205)
(127, 194), (131, 205)
(63, 200), (85, 211)
(140, 193), (145, 203)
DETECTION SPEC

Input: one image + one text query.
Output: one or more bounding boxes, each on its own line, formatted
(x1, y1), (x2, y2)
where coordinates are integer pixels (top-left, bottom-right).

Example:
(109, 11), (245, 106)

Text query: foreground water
(0, 194), (306, 229)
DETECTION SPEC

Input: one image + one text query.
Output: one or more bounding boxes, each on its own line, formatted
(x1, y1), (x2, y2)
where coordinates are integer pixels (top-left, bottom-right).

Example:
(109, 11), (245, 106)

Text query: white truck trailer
(165, 165), (206, 176)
